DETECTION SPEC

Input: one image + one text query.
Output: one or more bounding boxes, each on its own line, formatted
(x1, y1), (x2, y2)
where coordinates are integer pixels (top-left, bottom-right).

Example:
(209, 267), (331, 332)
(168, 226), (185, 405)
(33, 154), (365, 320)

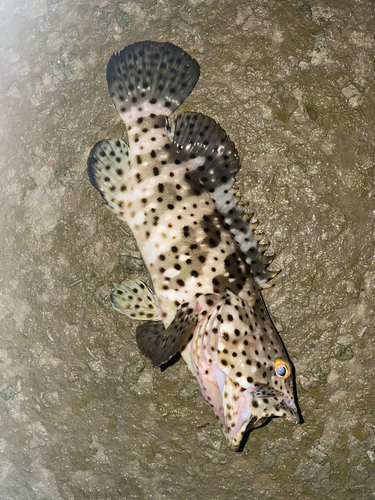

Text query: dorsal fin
(167, 112), (279, 288)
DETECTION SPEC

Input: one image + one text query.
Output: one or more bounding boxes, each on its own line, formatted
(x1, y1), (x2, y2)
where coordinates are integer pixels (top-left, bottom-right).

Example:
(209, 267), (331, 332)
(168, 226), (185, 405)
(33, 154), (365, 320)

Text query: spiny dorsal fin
(167, 112), (279, 288)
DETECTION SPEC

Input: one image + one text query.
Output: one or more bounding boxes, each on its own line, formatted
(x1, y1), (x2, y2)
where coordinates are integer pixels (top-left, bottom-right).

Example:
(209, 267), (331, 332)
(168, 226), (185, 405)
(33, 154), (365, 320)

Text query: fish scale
(87, 40), (300, 450)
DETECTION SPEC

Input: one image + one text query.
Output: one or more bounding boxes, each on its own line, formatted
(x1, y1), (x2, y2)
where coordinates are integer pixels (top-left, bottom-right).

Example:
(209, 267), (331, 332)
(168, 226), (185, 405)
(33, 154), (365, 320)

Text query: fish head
(192, 290), (299, 451)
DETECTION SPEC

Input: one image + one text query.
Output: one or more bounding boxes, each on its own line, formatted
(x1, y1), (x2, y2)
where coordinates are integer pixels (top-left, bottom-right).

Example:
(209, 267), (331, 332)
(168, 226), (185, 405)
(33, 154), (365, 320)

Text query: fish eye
(274, 359), (291, 379)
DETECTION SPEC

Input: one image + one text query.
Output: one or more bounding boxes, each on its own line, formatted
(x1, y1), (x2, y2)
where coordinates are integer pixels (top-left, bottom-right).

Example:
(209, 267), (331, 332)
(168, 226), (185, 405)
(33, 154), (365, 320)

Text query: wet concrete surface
(1, 0), (375, 498)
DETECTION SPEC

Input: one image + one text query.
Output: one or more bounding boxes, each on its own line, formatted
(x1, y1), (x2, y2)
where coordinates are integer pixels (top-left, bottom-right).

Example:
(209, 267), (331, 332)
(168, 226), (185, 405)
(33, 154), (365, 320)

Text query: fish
(87, 40), (300, 450)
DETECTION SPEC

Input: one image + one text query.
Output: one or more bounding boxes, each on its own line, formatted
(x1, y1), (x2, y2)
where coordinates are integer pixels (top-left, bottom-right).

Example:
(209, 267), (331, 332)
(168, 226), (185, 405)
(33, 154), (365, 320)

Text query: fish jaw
(223, 381), (299, 451)
(250, 385), (299, 424)
(195, 368), (299, 451)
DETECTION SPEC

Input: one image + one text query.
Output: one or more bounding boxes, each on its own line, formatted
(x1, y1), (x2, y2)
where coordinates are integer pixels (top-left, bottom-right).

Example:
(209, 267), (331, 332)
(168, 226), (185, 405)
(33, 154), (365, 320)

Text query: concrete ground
(1, 0), (374, 498)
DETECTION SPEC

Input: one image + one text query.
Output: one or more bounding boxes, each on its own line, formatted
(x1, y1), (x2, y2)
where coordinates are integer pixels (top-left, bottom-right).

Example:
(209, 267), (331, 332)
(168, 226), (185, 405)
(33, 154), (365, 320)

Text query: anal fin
(136, 304), (199, 367)
(110, 279), (161, 320)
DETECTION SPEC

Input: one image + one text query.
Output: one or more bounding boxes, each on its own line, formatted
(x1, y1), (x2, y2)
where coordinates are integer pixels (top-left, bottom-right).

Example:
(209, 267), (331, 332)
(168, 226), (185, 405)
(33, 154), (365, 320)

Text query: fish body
(87, 41), (299, 450)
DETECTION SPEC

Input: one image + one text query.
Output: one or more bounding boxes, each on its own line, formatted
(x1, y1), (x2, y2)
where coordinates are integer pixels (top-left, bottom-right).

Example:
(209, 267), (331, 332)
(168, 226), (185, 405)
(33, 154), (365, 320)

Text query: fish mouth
(251, 388), (300, 424)
(226, 388), (300, 451)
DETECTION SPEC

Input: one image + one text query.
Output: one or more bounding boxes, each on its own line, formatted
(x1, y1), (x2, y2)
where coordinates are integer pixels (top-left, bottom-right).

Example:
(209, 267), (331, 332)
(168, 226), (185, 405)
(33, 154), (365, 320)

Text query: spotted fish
(87, 41), (299, 450)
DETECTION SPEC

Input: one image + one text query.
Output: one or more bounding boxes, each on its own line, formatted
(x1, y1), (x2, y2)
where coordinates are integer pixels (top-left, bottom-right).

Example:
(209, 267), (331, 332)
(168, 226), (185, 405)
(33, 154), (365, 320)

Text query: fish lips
(250, 387), (300, 424)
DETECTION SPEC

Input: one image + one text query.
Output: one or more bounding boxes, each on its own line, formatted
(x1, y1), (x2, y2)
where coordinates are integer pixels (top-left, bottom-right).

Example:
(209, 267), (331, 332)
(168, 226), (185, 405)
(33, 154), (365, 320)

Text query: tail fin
(106, 41), (200, 122)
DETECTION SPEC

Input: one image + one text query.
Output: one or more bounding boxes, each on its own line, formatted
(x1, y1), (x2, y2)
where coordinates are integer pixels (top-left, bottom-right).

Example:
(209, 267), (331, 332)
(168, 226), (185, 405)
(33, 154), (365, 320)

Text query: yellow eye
(274, 359), (291, 379)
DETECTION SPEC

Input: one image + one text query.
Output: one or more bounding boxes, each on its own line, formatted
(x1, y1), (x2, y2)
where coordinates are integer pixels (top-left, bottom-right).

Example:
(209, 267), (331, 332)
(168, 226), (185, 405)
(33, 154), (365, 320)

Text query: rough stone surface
(1, 0), (375, 498)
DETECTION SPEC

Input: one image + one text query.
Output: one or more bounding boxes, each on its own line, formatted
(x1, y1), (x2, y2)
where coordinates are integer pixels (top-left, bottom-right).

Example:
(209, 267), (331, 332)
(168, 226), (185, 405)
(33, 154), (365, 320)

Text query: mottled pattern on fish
(87, 41), (299, 450)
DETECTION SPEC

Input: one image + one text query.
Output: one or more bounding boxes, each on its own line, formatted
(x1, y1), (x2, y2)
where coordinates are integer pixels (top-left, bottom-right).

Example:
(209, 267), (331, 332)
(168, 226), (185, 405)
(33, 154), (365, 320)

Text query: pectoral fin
(136, 305), (199, 367)
(110, 279), (161, 320)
